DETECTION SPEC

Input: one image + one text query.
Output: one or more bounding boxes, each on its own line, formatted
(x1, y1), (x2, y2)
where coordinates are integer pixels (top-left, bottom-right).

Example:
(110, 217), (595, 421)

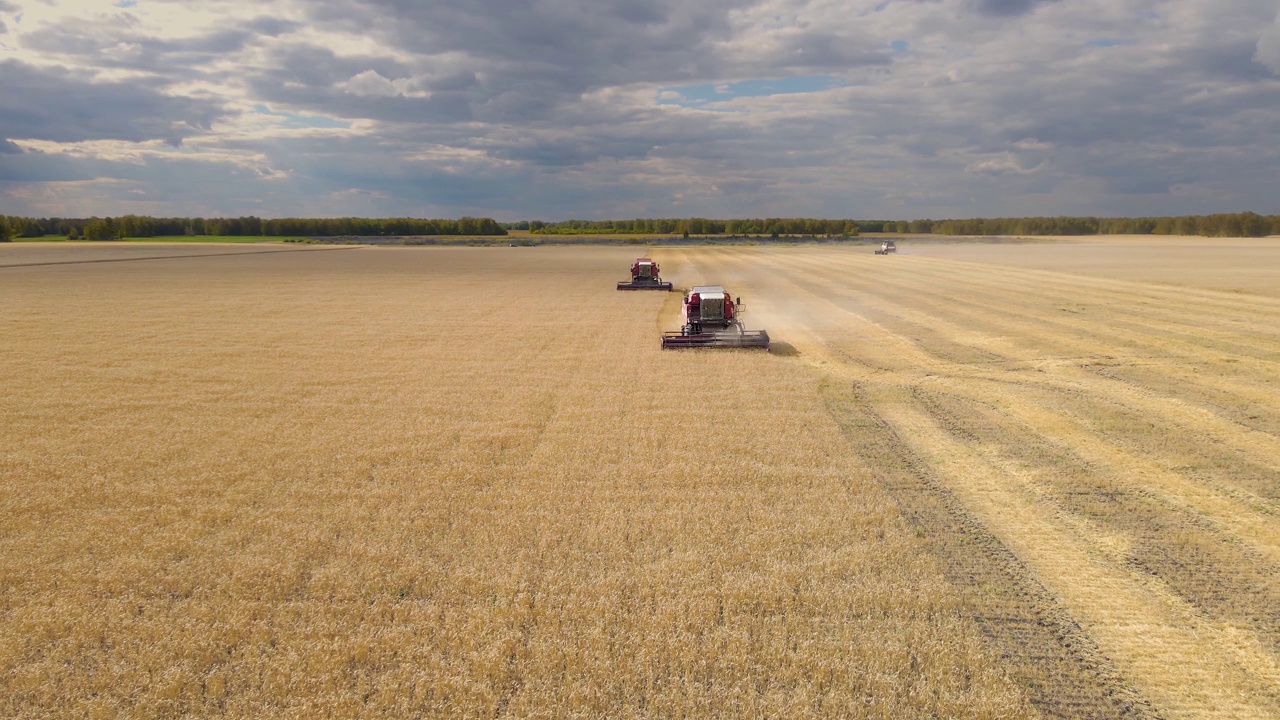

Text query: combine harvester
(617, 258), (673, 291)
(661, 285), (770, 350)
(874, 239), (897, 255)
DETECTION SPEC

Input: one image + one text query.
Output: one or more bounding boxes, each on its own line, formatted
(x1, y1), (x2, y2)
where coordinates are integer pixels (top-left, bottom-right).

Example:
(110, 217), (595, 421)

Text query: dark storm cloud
(221, 133), (538, 214)
(242, 15), (301, 37)
(19, 14), (299, 75)
(965, 0), (1060, 17)
(244, 43), (476, 123)
(259, 84), (476, 124)
(493, 133), (660, 167)
(314, 0), (748, 89)
(255, 43), (413, 91)
(431, 70), (479, 93)
(254, 43), (485, 106)
(271, 0), (887, 131)
(0, 60), (226, 144)
(754, 31), (893, 73)
(894, 0), (1059, 17)
(0, 146), (92, 182)
(1191, 42), (1276, 81)
(247, 33), (647, 126)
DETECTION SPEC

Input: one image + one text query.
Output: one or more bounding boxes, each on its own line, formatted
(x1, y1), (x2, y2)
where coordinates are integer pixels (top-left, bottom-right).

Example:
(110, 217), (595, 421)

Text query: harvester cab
(662, 285), (769, 350)
(683, 286), (731, 331)
(617, 257), (673, 291)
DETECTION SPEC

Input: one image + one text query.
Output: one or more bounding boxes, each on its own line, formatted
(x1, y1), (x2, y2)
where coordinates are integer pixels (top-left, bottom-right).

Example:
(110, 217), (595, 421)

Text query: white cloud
(339, 70), (415, 97)
(965, 153), (1043, 175)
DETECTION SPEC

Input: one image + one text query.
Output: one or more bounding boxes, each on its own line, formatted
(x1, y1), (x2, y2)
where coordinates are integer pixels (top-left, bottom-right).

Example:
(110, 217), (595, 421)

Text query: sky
(1, 0), (1279, 221)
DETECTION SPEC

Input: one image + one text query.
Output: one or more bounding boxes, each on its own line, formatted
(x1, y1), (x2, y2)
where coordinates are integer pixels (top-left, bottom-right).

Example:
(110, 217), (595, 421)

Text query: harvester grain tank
(661, 285), (770, 350)
(617, 257), (673, 290)
(875, 239), (897, 255)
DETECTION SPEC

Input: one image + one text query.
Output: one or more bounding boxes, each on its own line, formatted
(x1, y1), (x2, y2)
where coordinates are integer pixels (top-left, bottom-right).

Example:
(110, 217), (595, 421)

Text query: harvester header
(661, 285), (769, 350)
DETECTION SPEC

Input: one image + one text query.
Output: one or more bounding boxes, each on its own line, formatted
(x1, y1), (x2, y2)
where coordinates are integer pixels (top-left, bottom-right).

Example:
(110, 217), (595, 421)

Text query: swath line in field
(821, 380), (1156, 719)
(779, 247), (1280, 582)
(710, 248), (1280, 718)
(786, 248), (1280, 369)
(914, 382), (1280, 657)
(778, 251), (1280, 504)
(786, 250), (1280, 381)
(1006, 386), (1280, 550)
(695, 250), (1154, 717)
(877, 398), (1280, 720)
(870, 251), (1280, 335)
(794, 330), (1280, 719)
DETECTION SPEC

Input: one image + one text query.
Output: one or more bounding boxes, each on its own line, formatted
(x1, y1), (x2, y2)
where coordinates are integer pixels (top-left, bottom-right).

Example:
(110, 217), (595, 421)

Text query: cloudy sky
(2, 0), (1279, 220)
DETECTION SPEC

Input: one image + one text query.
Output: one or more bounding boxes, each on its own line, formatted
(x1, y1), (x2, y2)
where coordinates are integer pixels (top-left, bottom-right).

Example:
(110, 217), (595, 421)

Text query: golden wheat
(1, 244), (1033, 718)
(673, 240), (1280, 719)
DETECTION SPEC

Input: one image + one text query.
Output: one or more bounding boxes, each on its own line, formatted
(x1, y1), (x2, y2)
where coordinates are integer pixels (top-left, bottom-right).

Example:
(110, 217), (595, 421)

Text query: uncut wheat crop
(0, 244), (1035, 719)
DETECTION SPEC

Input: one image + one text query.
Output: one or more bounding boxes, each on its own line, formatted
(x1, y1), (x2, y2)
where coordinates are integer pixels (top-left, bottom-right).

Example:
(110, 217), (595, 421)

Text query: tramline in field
(661, 285), (770, 350)
(617, 257), (673, 290)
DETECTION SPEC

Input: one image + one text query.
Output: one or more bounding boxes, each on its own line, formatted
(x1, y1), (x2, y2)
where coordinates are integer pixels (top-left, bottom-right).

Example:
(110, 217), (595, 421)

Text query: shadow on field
(767, 341), (799, 356)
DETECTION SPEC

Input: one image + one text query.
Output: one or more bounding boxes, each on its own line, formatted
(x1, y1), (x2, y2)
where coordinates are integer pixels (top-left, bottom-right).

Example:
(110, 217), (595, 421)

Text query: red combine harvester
(874, 239), (897, 255)
(617, 258), (673, 290)
(661, 285), (770, 350)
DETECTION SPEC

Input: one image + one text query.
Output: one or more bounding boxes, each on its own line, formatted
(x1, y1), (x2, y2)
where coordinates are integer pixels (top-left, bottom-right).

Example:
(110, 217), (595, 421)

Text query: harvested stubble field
(1, 237), (1277, 718)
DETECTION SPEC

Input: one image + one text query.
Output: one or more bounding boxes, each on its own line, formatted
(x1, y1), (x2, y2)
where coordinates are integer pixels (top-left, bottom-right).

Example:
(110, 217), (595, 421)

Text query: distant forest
(514, 212), (1278, 238)
(0, 215), (507, 240)
(1, 211), (1277, 241)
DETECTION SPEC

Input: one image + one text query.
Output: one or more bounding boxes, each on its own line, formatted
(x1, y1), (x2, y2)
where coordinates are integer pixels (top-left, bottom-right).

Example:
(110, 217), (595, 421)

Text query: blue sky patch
(659, 76), (843, 107)
(1085, 39), (1130, 48)
(890, 40), (909, 53)
(115, 1), (137, 8)
(253, 105), (351, 129)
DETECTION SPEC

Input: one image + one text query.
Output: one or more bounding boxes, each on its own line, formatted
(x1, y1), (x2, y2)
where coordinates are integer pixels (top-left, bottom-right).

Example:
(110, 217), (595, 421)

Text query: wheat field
(1, 238), (1277, 718)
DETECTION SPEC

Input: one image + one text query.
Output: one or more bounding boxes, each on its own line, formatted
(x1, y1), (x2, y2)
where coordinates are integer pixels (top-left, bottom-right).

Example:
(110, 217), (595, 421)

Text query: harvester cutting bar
(617, 280), (674, 291)
(661, 329), (770, 350)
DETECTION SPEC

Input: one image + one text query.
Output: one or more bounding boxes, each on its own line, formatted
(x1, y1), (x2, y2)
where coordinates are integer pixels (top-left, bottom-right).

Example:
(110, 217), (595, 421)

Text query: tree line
(521, 218), (861, 237)
(0, 215), (507, 240)
(4, 212), (1277, 242)
(514, 213), (1279, 238)
(864, 212), (1278, 237)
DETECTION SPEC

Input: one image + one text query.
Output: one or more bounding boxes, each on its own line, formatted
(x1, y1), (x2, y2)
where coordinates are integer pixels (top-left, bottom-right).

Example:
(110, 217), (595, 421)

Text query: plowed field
(2, 238), (1277, 718)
